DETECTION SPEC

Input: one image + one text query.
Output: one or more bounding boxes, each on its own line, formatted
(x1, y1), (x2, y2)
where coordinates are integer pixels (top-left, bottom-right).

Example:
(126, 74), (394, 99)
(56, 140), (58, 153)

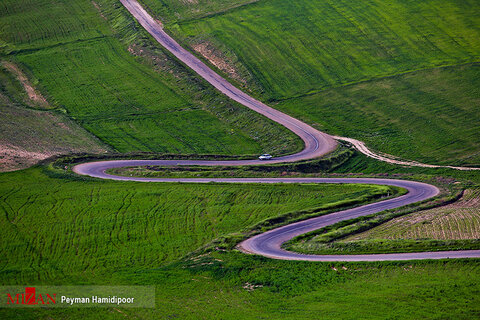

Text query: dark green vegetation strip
(0, 0), (301, 156)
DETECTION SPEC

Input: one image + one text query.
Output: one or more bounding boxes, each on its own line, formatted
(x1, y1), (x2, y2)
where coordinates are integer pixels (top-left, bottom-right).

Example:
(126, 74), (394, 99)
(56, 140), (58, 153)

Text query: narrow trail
(73, 0), (480, 261)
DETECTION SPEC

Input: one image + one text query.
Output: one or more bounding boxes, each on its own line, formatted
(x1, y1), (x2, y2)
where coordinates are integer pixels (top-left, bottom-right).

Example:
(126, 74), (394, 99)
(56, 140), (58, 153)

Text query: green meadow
(1, 167), (479, 319)
(0, 0), (301, 156)
(164, 0), (480, 164)
(0, 167), (387, 280)
(174, 0), (480, 100)
(276, 63), (480, 166)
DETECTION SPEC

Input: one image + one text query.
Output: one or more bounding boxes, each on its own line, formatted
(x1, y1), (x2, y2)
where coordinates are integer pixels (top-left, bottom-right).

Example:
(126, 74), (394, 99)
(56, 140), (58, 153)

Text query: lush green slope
(0, 0), (301, 156)
(160, 0), (480, 164)
(1, 167), (479, 319)
(174, 0), (480, 100)
(276, 63), (480, 166)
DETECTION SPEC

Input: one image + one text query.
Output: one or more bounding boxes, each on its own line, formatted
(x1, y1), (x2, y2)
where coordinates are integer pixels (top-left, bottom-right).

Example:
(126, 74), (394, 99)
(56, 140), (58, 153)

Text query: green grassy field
(276, 63), (480, 166)
(0, 61), (108, 171)
(157, 0), (480, 165)
(0, 167), (479, 319)
(0, 0), (301, 157)
(0, 166), (388, 280)
(173, 0), (480, 99)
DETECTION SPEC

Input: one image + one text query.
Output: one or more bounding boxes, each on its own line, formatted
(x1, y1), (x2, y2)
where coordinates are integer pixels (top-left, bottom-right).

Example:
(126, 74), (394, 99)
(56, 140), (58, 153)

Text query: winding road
(73, 0), (480, 261)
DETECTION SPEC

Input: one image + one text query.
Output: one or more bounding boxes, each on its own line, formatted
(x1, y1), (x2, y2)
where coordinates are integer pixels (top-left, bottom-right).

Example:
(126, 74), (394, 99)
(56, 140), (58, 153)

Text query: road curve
(73, 163), (480, 261)
(119, 0), (337, 163)
(120, 0), (480, 171)
(72, 0), (480, 261)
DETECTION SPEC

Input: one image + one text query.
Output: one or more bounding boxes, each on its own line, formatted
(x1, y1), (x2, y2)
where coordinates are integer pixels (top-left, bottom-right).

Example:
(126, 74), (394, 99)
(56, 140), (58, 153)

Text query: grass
(0, 61), (108, 171)
(0, 167), (479, 319)
(1, 252), (479, 319)
(0, 166), (387, 279)
(139, 0), (259, 23)
(173, 0), (480, 100)
(0, 0), (301, 157)
(160, 0), (480, 165)
(276, 63), (480, 166)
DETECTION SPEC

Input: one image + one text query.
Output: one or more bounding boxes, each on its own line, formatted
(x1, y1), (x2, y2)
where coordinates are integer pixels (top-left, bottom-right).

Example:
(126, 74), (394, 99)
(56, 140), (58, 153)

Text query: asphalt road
(72, 0), (480, 261)
(119, 0), (337, 163)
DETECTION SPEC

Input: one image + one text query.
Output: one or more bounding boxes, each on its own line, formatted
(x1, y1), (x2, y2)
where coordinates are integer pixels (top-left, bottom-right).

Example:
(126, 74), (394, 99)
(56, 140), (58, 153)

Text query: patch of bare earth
(181, 0), (199, 5)
(191, 41), (247, 85)
(1, 61), (49, 108)
(0, 143), (53, 172)
(347, 188), (480, 240)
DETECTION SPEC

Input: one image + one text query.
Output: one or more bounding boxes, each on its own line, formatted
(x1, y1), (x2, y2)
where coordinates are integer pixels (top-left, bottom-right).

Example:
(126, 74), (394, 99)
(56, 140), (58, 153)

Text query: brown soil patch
(181, 0), (199, 5)
(2, 61), (49, 108)
(191, 42), (247, 85)
(0, 143), (52, 172)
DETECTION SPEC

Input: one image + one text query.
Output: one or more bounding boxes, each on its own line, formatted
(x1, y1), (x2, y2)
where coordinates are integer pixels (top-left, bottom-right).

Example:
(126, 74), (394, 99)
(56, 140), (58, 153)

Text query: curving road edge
(72, 0), (480, 261)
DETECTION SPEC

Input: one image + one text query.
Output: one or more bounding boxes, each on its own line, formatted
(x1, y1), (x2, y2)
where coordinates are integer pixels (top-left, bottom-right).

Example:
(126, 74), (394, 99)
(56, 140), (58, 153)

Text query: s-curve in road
(73, 0), (480, 261)
(119, 0), (337, 163)
(72, 162), (480, 261)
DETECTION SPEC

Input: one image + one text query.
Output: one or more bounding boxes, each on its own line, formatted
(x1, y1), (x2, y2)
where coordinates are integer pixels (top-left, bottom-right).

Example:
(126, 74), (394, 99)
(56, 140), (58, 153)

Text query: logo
(6, 287), (56, 305)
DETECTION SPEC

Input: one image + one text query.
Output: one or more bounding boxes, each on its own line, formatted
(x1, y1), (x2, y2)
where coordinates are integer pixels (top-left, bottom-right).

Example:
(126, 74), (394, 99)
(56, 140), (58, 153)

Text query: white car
(258, 154), (273, 160)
